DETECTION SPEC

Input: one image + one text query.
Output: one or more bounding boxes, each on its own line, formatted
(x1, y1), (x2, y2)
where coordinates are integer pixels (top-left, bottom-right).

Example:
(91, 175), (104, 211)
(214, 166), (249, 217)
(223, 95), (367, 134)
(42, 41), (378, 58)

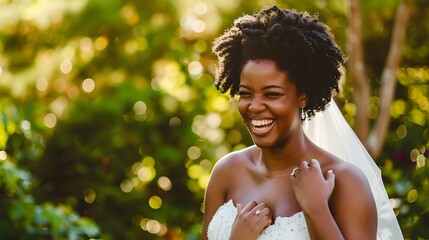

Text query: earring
(301, 108), (306, 121)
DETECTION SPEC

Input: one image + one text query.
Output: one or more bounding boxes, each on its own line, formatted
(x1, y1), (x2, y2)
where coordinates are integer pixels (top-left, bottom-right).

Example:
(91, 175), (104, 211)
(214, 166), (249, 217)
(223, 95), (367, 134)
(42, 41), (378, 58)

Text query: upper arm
(330, 164), (378, 239)
(201, 155), (236, 240)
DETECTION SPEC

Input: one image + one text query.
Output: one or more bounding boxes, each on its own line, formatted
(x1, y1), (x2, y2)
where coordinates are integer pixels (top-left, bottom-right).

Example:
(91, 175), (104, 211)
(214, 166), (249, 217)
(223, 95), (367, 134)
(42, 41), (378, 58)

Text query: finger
(300, 161), (310, 170)
(258, 207), (272, 219)
(326, 169), (335, 185)
(242, 201), (258, 212)
(233, 203), (242, 225)
(254, 207), (272, 230)
(256, 215), (272, 230)
(310, 159), (321, 169)
(236, 203), (242, 215)
(252, 203), (268, 217)
(255, 202), (267, 210)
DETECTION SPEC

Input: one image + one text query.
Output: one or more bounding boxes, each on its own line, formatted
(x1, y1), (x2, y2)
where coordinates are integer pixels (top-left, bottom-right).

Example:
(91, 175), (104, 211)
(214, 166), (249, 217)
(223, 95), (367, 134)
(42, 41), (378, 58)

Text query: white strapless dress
(207, 200), (310, 240)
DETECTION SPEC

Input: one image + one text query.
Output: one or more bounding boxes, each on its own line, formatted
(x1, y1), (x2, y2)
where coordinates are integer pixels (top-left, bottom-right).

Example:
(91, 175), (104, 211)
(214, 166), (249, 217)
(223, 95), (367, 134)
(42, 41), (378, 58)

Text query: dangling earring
(301, 108), (306, 121)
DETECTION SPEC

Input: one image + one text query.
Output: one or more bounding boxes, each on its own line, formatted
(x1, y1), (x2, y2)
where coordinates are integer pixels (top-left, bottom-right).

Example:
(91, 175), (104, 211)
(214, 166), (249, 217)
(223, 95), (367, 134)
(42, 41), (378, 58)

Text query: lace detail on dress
(207, 200), (310, 240)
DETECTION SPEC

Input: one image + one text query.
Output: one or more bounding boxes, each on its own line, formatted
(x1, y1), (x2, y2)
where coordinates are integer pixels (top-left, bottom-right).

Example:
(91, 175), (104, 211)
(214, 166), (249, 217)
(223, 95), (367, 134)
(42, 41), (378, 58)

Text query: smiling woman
(238, 59), (303, 148)
(202, 5), (403, 240)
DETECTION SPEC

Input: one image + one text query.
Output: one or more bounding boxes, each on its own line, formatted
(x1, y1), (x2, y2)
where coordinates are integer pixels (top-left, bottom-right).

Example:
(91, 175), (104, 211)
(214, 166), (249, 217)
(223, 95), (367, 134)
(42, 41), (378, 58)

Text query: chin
(252, 136), (287, 149)
(252, 139), (277, 149)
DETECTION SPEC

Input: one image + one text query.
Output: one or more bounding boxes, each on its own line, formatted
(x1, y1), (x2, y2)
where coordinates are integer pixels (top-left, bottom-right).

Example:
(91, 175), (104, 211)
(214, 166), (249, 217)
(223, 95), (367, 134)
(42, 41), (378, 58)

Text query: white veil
(302, 99), (403, 240)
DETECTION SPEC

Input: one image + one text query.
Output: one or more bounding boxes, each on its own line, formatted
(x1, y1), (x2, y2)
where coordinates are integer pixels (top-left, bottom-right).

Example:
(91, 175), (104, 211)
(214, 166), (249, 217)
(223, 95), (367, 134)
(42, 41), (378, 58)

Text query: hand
(229, 201), (272, 240)
(290, 159), (335, 213)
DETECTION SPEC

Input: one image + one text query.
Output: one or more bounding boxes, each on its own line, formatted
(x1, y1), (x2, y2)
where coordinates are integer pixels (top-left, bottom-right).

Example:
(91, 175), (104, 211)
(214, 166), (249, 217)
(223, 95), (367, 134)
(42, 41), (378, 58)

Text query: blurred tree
(0, 100), (100, 239)
(347, 0), (412, 158)
(0, 0), (428, 239)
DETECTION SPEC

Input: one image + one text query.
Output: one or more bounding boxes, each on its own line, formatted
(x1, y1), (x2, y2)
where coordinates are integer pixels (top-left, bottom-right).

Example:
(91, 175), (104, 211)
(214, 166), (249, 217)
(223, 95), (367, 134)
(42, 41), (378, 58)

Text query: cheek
(237, 101), (248, 118)
(274, 104), (299, 121)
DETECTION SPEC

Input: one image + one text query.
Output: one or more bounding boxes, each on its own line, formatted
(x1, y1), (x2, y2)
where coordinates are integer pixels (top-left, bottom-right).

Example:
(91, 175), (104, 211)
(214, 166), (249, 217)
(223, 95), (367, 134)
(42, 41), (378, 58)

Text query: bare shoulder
(323, 155), (374, 204)
(204, 145), (256, 204)
(202, 146), (256, 240)
(324, 156), (378, 238)
(211, 145), (256, 176)
(329, 160), (369, 189)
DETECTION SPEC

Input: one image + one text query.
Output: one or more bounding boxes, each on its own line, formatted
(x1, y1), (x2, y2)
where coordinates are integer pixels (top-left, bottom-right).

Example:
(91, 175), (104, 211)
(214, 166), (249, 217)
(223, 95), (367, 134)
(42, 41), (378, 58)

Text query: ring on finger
(255, 209), (264, 219)
(291, 167), (300, 177)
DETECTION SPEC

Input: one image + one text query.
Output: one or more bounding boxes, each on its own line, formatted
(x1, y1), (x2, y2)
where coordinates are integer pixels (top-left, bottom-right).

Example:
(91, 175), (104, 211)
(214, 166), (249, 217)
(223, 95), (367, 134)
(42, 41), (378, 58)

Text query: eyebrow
(239, 85), (285, 90)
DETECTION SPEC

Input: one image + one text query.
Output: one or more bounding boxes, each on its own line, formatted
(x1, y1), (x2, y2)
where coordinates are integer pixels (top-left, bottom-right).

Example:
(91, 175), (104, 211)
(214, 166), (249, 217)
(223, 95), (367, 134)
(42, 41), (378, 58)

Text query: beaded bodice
(207, 200), (310, 240)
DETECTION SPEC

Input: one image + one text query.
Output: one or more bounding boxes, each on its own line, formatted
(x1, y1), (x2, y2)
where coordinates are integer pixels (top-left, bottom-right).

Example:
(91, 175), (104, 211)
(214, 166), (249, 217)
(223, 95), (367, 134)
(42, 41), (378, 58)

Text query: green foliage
(0, 0), (428, 239)
(0, 104), (100, 239)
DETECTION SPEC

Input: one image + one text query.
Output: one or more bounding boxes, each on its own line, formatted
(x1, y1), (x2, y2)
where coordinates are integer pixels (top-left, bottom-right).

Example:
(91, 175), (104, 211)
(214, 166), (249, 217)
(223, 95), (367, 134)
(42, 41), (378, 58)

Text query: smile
(250, 119), (274, 134)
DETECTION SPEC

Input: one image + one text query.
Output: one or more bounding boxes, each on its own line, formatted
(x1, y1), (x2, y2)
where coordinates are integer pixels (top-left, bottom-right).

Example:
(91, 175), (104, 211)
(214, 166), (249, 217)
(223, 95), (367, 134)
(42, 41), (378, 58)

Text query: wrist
(302, 201), (330, 217)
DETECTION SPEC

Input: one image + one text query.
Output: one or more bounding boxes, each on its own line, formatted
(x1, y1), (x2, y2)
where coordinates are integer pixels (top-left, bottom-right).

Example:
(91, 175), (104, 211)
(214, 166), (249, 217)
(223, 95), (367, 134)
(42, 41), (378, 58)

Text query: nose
(248, 97), (266, 112)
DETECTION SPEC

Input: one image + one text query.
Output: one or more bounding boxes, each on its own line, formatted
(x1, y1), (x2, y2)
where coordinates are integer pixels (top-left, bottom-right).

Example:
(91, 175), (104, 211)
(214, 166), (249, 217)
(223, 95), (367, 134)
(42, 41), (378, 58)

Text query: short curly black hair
(212, 5), (345, 119)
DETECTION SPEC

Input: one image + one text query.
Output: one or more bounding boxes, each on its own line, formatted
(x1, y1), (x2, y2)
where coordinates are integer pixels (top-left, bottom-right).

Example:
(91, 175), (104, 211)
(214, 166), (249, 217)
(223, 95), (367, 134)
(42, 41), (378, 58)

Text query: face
(238, 59), (305, 148)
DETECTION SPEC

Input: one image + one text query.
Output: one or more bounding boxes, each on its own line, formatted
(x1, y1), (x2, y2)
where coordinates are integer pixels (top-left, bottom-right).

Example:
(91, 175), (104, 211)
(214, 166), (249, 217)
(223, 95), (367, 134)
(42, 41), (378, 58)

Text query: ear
(299, 93), (307, 108)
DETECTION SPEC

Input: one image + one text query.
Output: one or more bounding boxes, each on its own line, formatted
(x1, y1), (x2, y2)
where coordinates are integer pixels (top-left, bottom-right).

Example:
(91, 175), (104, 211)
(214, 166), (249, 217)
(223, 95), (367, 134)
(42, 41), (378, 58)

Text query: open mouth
(250, 119), (274, 134)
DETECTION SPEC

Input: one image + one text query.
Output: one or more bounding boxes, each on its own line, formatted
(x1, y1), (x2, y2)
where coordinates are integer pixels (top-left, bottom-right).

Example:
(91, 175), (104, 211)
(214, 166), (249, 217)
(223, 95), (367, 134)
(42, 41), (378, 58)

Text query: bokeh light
(194, 2), (208, 15)
(169, 116), (182, 126)
(187, 164), (203, 179)
(120, 180), (133, 193)
(410, 149), (420, 162)
(138, 166), (156, 182)
(44, 113), (57, 128)
(157, 176), (172, 191)
(83, 188), (96, 204)
(36, 77), (48, 91)
(188, 61), (203, 77)
(20, 120), (31, 131)
(1, 1), (427, 239)
(133, 101), (147, 115)
(0, 150), (7, 161)
(146, 219), (161, 234)
(50, 96), (68, 117)
(60, 59), (73, 74)
(407, 189), (418, 203)
(192, 19), (206, 33)
(205, 112), (221, 128)
(149, 196), (162, 209)
(82, 78), (95, 93)
(416, 155), (426, 168)
(187, 146), (201, 160)
(396, 124), (407, 139)
(94, 36), (109, 51)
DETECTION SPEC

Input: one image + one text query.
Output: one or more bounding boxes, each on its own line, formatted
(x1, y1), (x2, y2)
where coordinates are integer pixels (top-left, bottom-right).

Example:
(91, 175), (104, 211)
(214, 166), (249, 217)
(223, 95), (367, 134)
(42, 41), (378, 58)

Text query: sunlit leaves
(390, 99), (407, 118)
(395, 67), (429, 127)
(1, 0), (428, 239)
(398, 67), (429, 86)
(0, 109), (100, 239)
(31, 203), (100, 238)
(407, 189), (418, 203)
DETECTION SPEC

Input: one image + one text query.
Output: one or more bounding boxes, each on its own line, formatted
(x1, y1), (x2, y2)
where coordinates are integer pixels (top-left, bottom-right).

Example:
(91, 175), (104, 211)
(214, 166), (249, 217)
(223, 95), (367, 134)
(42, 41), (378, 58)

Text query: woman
(202, 5), (403, 240)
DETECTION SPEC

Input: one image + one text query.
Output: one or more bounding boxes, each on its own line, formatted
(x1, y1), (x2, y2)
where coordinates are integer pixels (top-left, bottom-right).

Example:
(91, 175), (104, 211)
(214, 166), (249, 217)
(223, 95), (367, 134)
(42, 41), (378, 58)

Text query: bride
(202, 5), (403, 240)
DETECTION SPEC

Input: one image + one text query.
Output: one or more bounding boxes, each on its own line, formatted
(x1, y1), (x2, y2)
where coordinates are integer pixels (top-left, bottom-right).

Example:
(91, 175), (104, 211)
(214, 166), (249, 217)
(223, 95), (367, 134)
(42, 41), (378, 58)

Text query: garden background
(0, 0), (428, 239)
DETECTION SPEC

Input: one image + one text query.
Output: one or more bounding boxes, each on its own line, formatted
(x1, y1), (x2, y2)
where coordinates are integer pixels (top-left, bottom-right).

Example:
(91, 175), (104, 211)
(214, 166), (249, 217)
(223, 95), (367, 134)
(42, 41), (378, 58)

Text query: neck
(257, 132), (313, 178)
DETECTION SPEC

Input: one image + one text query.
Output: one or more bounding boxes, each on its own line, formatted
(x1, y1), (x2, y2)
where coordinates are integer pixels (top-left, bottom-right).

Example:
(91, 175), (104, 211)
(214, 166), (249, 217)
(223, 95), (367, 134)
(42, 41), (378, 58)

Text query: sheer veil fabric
(302, 99), (403, 239)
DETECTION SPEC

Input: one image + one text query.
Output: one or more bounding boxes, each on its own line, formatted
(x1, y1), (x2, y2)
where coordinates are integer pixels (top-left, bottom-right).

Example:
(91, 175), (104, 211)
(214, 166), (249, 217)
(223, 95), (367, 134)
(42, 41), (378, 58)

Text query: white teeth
(251, 119), (274, 127)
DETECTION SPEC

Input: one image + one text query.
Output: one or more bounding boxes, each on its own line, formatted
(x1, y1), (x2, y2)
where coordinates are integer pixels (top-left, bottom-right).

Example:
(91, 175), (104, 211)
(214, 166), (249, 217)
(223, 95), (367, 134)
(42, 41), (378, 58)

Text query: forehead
(240, 59), (293, 88)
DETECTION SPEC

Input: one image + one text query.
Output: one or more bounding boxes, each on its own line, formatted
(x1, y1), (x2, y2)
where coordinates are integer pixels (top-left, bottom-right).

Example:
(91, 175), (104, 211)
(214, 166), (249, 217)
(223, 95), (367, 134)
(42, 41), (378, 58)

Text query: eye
(238, 91), (252, 98)
(265, 92), (283, 98)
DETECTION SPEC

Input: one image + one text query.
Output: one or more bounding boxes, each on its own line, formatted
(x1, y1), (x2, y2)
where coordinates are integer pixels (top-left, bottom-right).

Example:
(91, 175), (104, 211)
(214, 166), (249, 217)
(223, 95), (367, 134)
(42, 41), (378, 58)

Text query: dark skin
(202, 59), (377, 240)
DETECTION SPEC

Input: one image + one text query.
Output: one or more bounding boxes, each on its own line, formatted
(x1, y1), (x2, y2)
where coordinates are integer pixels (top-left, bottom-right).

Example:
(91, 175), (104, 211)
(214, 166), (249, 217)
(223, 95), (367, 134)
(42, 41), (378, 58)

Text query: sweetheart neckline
(221, 199), (304, 224)
(208, 199), (310, 239)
